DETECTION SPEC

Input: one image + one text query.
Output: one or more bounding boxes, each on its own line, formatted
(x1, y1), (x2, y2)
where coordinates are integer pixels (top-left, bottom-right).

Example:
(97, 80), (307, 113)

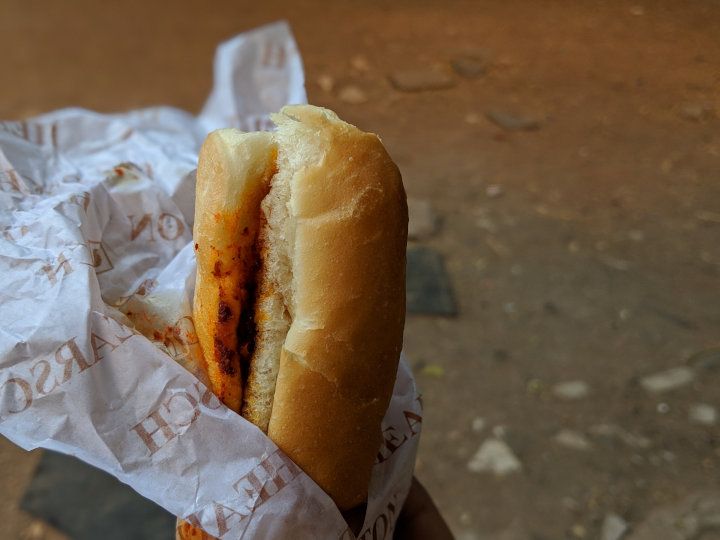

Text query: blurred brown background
(2, 1), (720, 539)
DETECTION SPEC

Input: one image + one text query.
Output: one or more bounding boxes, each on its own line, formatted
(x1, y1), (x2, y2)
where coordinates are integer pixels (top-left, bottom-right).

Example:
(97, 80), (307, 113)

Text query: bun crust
(264, 106), (407, 510)
(193, 130), (275, 412)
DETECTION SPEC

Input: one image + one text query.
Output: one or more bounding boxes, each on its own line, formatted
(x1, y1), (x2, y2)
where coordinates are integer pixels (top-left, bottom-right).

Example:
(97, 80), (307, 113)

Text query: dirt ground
(2, 1), (720, 538)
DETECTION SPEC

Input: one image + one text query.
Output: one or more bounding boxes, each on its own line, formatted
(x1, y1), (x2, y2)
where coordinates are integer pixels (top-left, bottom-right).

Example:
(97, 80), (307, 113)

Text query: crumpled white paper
(0, 21), (421, 540)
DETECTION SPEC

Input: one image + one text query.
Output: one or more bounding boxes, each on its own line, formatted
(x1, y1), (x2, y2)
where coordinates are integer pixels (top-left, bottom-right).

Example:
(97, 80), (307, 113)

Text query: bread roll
(183, 105), (407, 537)
(256, 106), (407, 510)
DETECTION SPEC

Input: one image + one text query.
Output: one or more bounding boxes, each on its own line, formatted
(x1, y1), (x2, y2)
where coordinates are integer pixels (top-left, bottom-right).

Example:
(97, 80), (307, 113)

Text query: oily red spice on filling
(218, 300), (232, 323)
(236, 234), (262, 388)
(214, 337), (236, 375)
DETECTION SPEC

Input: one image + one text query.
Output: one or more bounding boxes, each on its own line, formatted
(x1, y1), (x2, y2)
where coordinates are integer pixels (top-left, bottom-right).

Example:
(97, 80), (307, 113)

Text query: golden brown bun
(193, 130), (275, 412)
(191, 105), (407, 518)
(262, 105), (407, 510)
(187, 130), (276, 540)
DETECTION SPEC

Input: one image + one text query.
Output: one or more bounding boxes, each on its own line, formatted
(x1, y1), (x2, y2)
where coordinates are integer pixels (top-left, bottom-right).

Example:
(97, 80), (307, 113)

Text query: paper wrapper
(0, 21), (421, 539)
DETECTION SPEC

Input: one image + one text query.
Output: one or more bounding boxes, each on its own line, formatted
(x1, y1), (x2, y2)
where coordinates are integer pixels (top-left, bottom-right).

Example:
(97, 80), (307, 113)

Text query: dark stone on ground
(406, 246), (457, 316)
(21, 451), (175, 540)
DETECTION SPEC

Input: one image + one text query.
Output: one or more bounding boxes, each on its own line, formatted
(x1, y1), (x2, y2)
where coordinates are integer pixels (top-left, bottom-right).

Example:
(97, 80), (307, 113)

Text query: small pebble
(600, 513), (628, 540)
(467, 438), (522, 475)
(640, 367), (695, 393)
(389, 68), (455, 92)
(471, 417), (486, 432)
(350, 54), (370, 72)
(555, 429), (592, 451)
(689, 403), (717, 425)
(317, 74), (335, 93)
(553, 380), (589, 400)
(338, 85), (368, 104)
(657, 402), (670, 414)
(486, 109), (541, 131)
(486, 184), (504, 198)
(589, 423), (651, 448)
(451, 54), (489, 78)
(599, 255), (631, 271)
